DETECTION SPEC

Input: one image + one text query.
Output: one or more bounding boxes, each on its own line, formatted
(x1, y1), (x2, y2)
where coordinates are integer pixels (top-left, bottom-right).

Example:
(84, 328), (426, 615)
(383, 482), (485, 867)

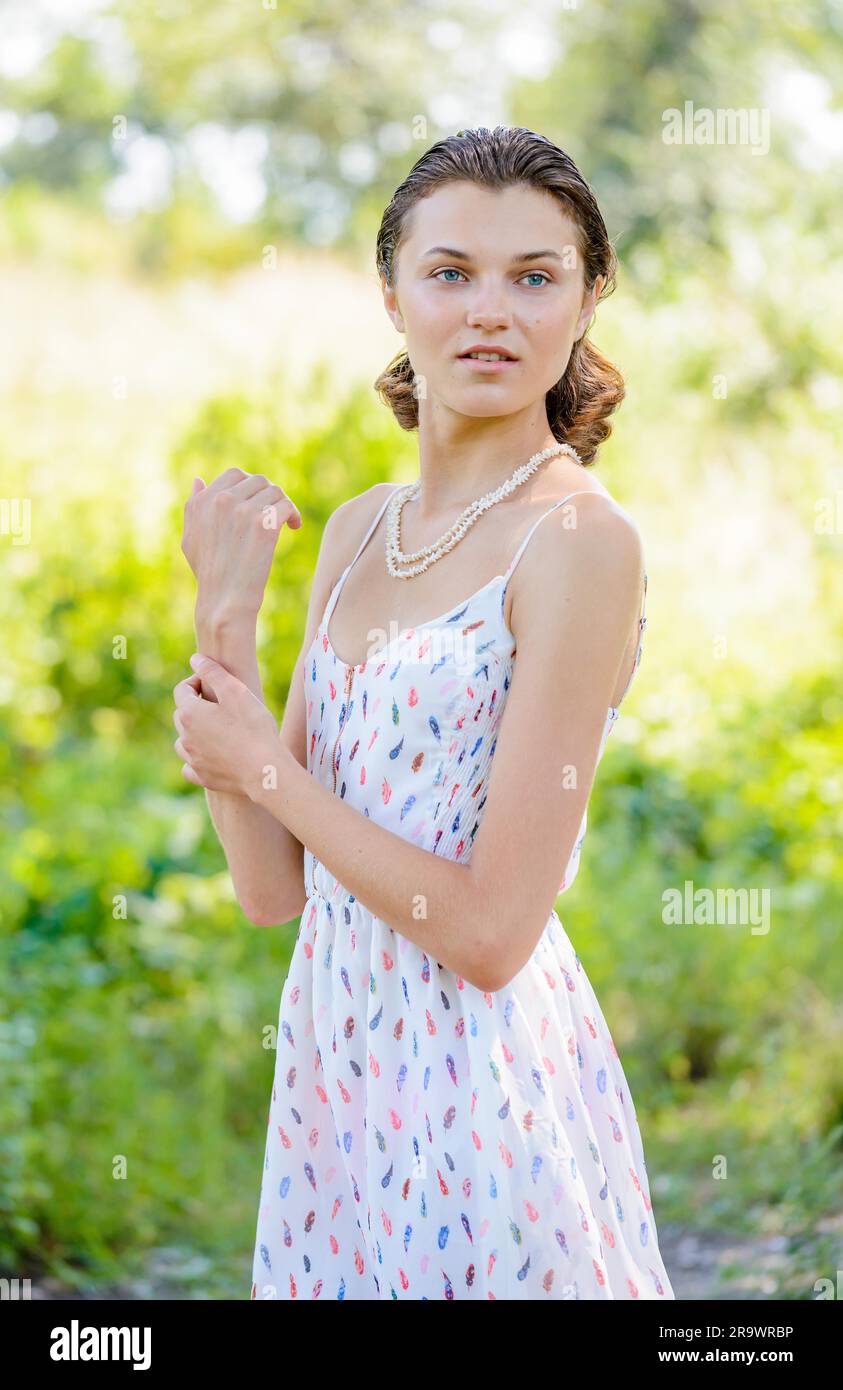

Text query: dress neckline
(318, 482), (599, 671)
(318, 567), (510, 671)
(305, 569), (641, 717)
(305, 483), (647, 715)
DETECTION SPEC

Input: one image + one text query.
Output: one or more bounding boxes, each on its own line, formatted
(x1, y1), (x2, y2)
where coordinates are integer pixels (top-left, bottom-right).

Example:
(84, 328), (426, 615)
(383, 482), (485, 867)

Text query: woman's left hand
(173, 653), (281, 799)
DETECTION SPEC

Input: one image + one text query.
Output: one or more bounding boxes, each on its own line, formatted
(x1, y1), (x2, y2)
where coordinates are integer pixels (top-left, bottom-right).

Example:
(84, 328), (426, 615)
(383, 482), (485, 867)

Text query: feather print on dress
(249, 486), (671, 1301)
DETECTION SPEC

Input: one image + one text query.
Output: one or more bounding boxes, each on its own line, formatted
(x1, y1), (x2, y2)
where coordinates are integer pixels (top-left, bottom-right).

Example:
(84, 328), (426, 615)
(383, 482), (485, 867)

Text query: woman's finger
(201, 467), (248, 497)
(251, 484), (302, 528)
(173, 673), (203, 708)
(227, 472), (274, 502)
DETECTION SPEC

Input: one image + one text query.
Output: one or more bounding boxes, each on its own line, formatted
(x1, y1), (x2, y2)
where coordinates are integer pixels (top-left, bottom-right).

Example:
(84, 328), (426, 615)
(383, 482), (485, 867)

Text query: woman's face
(382, 180), (605, 423)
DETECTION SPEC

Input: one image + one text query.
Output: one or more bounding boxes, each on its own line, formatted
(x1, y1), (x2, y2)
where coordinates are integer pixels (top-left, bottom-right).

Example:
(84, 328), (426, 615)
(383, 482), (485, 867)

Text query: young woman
(175, 126), (675, 1301)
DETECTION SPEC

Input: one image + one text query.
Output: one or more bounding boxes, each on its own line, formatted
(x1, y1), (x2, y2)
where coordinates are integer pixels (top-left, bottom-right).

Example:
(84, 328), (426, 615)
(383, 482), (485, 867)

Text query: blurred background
(1, 0), (841, 1300)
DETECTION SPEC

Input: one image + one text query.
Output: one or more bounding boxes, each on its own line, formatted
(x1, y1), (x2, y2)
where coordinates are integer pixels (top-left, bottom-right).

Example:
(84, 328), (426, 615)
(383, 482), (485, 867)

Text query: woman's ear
(576, 276), (605, 339)
(381, 275), (405, 334)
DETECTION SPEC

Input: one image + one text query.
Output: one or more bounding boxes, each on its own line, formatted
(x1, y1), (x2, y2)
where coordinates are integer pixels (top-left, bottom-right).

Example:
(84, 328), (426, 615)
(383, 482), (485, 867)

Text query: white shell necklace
(385, 441), (583, 578)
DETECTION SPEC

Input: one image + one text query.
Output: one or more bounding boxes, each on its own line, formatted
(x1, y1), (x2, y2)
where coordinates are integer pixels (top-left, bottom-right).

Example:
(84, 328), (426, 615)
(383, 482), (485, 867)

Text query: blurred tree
(1, 0), (837, 272)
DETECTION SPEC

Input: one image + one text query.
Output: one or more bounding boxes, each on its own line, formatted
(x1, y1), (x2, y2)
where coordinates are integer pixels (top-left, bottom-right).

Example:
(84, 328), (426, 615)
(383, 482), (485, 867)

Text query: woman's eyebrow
(420, 246), (565, 263)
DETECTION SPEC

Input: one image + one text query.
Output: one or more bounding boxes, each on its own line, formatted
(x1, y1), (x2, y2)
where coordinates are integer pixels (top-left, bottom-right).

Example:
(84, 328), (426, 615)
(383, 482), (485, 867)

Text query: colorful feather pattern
(249, 496), (670, 1300)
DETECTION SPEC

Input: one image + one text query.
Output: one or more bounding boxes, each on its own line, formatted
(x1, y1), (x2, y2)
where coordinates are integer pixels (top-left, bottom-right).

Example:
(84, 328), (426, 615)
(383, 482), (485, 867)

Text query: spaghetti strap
(500, 488), (648, 709)
(325, 485), (401, 623)
(502, 488), (611, 587)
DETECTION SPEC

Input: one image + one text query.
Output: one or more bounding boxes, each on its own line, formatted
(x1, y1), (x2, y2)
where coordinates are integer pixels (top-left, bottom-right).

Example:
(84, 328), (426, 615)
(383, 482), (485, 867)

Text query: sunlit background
(2, 0), (842, 1299)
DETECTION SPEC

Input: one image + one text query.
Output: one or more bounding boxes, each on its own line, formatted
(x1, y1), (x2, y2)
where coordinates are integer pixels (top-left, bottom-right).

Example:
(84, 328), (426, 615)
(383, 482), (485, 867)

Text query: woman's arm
(237, 497), (644, 986)
(181, 482), (396, 926)
(179, 468), (304, 925)
(192, 602), (305, 926)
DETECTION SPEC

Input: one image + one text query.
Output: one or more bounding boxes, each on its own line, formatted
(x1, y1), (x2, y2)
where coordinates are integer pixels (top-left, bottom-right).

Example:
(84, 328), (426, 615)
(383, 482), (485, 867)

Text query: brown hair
(373, 125), (624, 466)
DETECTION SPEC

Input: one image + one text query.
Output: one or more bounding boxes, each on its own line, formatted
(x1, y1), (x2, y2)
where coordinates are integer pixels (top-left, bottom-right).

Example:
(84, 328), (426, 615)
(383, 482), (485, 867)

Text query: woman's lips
(456, 355), (520, 373)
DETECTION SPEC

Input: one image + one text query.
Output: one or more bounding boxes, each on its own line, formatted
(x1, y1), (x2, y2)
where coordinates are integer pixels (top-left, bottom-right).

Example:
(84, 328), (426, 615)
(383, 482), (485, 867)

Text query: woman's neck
(412, 423), (559, 520)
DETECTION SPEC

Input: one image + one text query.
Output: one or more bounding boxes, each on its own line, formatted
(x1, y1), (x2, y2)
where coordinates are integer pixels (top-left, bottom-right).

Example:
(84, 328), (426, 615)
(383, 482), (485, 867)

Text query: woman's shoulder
(322, 481), (399, 585)
(552, 481), (644, 572)
(330, 480), (399, 539)
(508, 480), (645, 644)
(520, 473), (643, 570)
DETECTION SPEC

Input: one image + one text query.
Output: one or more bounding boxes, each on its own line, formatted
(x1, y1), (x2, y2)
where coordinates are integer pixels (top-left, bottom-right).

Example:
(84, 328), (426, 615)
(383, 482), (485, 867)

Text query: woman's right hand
(182, 467), (302, 620)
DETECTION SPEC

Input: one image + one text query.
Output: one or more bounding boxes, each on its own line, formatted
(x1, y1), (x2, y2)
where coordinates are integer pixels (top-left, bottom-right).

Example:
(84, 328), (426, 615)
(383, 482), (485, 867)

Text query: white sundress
(250, 484), (675, 1301)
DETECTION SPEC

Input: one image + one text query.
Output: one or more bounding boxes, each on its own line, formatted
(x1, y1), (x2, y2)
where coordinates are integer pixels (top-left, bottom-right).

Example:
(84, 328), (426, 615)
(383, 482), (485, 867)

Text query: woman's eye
(433, 268), (551, 286)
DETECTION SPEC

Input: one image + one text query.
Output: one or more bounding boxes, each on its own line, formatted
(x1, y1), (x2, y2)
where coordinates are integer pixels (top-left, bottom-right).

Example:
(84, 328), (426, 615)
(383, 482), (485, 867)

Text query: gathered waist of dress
(304, 847), (360, 908)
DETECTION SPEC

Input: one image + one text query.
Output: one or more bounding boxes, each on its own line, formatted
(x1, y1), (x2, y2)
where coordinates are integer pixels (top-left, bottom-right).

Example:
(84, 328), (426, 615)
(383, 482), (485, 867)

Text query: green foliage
(0, 378), (413, 1286)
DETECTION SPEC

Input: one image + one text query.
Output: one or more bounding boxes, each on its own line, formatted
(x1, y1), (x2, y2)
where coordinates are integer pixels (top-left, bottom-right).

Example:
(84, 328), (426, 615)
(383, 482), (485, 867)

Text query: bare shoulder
(509, 485), (645, 643)
(321, 481), (399, 587)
